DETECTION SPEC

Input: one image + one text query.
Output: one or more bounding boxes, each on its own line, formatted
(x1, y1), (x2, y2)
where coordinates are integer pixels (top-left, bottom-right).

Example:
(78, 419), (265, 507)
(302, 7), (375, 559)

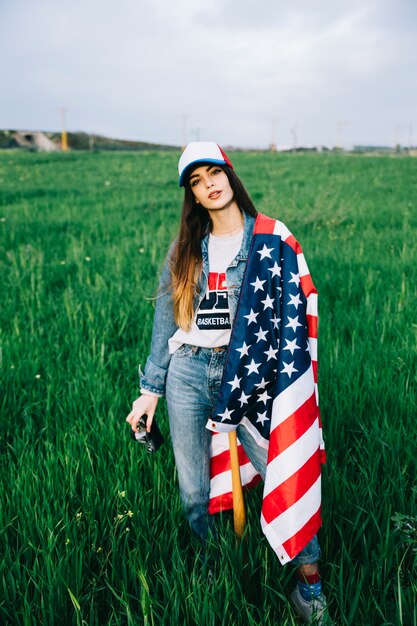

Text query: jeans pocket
(173, 344), (195, 358)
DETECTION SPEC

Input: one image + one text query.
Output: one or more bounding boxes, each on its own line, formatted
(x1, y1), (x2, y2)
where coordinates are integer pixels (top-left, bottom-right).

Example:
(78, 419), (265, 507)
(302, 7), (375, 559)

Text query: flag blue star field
(207, 213), (325, 565)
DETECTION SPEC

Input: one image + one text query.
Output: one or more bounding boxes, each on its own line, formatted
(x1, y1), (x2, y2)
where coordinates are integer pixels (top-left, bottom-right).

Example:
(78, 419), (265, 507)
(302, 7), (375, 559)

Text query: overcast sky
(1, 0), (416, 148)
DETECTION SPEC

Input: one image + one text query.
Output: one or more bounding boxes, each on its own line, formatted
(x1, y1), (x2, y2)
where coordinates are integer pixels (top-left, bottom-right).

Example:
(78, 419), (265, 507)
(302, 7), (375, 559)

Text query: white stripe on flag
(273, 220), (292, 241)
(259, 514), (291, 563)
(240, 416), (269, 450)
(309, 338), (318, 361)
(297, 252), (310, 277)
(263, 419), (320, 497)
(319, 427), (325, 451)
(262, 475), (321, 545)
(270, 365), (315, 429)
(210, 462), (259, 498)
(210, 432), (246, 457)
(315, 383), (319, 405)
(306, 293), (318, 317)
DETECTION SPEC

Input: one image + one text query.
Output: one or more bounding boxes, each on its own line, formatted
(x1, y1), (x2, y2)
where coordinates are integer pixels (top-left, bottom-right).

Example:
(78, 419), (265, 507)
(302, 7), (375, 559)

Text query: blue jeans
(165, 344), (321, 566)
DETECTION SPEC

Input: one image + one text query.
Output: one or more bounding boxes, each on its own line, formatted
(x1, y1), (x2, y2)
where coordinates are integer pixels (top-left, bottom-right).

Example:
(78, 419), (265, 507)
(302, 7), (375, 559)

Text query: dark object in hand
(130, 415), (164, 453)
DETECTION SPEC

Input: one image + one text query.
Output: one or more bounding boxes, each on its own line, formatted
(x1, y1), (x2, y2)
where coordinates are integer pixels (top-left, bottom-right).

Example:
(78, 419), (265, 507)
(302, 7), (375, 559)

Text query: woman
(126, 142), (330, 624)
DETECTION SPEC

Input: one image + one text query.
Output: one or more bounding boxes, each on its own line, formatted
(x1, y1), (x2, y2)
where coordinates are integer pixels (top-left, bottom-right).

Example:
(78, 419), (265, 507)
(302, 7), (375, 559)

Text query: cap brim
(179, 158), (227, 187)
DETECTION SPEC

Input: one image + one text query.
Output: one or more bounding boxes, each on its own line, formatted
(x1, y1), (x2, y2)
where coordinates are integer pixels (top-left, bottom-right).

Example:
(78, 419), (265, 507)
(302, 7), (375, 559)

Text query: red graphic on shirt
(208, 272), (227, 291)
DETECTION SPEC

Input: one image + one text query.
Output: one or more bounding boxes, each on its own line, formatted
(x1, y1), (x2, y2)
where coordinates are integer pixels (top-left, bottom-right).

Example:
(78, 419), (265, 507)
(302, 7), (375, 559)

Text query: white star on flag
(286, 315), (302, 331)
(254, 327), (268, 342)
(244, 359), (261, 375)
(257, 390), (272, 405)
(264, 345), (279, 361)
(218, 408), (234, 422)
(250, 276), (266, 292)
(227, 375), (242, 390)
(270, 315), (281, 329)
(268, 262), (281, 277)
(281, 361), (298, 378)
(257, 244), (274, 260)
(288, 293), (302, 309)
(283, 338), (301, 355)
(236, 342), (251, 358)
(289, 272), (300, 287)
(238, 391), (250, 407)
(255, 377), (268, 390)
(256, 410), (270, 426)
(244, 309), (259, 325)
(261, 294), (275, 310)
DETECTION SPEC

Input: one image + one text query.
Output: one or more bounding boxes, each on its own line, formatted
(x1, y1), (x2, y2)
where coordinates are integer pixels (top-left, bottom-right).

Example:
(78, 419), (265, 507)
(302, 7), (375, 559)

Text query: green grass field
(1, 150), (416, 625)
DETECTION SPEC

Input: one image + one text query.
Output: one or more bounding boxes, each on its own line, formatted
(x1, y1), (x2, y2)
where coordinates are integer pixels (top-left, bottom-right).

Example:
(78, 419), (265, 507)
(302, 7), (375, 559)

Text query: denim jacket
(139, 211), (256, 395)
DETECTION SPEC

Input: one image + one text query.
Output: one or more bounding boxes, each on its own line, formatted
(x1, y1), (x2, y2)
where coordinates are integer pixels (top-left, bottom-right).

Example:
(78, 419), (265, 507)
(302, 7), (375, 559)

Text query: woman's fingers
(144, 413), (154, 433)
(126, 395), (159, 433)
(126, 410), (141, 432)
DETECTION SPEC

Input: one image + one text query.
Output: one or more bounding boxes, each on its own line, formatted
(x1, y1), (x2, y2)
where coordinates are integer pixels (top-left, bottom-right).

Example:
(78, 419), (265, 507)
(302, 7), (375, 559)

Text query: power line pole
(59, 107), (68, 152)
(191, 127), (200, 141)
(336, 122), (341, 149)
(181, 114), (188, 150)
(290, 123), (298, 152)
(270, 118), (277, 152)
(336, 121), (349, 150)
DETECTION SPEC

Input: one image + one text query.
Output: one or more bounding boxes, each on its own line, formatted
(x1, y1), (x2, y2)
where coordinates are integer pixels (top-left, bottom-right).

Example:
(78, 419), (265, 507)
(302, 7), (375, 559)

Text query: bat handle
(228, 430), (246, 537)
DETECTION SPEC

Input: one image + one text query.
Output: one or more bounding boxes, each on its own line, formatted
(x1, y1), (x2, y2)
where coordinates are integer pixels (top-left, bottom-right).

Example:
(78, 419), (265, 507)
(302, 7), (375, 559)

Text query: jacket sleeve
(139, 244), (178, 396)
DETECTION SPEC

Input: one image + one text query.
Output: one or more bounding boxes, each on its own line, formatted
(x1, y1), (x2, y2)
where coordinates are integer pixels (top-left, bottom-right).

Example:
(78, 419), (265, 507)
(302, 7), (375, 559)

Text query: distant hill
(0, 129), (179, 151)
(1, 130), (414, 155)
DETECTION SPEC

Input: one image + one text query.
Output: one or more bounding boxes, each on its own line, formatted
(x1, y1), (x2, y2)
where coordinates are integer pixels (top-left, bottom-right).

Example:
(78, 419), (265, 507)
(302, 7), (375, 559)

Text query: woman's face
(188, 164), (235, 211)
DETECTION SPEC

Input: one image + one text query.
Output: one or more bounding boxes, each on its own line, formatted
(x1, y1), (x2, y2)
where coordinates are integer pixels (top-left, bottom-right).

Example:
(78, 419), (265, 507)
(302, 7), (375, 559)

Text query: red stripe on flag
(312, 360), (318, 382)
(210, 449), (230, 477)
(306, 315), (318, 338)
(300, 274), (316, 298)
(209, 491), (233, 514)
(210, 445), (251, 478)
(284, 234), (297, 252)
(209, 475), (262, 514)
(254, 213), (276, 234)
(284, 235), (302, 255)
(282, 506), (322, 561)
(268, 392), (318, 463)
(262, 450), (321, 524)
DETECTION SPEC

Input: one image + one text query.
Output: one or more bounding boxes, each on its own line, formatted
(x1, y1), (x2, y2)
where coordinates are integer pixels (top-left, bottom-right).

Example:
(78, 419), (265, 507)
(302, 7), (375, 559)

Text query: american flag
(207, 213), (325, 565)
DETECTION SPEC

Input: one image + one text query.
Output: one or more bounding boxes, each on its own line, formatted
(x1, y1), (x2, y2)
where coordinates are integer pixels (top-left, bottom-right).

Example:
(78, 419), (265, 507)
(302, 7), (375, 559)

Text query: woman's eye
(212, 168), (221, 175)
(191, 179), (200, 187)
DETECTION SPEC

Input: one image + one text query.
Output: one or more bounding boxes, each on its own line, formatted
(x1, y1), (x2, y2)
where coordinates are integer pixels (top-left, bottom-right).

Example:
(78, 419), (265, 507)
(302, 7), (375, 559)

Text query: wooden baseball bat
(228, 430), (246, 537)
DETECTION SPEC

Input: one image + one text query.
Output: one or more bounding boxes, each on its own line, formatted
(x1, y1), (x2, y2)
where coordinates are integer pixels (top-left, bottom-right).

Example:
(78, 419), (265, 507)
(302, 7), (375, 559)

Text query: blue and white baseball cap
(178, 141), (234, 187)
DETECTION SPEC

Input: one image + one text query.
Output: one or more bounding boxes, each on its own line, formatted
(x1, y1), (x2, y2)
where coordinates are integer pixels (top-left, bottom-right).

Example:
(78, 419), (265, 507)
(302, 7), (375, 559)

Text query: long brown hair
(170, 164), (258, 329)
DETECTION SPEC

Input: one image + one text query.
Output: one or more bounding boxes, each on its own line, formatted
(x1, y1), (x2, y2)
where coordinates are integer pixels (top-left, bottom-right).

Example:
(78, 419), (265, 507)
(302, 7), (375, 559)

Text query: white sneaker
(290, 584), (332, 625)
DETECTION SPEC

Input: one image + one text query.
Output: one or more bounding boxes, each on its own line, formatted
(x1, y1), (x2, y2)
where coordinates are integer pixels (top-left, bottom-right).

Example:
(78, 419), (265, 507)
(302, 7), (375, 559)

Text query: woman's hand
(126, 394), (159, 433)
